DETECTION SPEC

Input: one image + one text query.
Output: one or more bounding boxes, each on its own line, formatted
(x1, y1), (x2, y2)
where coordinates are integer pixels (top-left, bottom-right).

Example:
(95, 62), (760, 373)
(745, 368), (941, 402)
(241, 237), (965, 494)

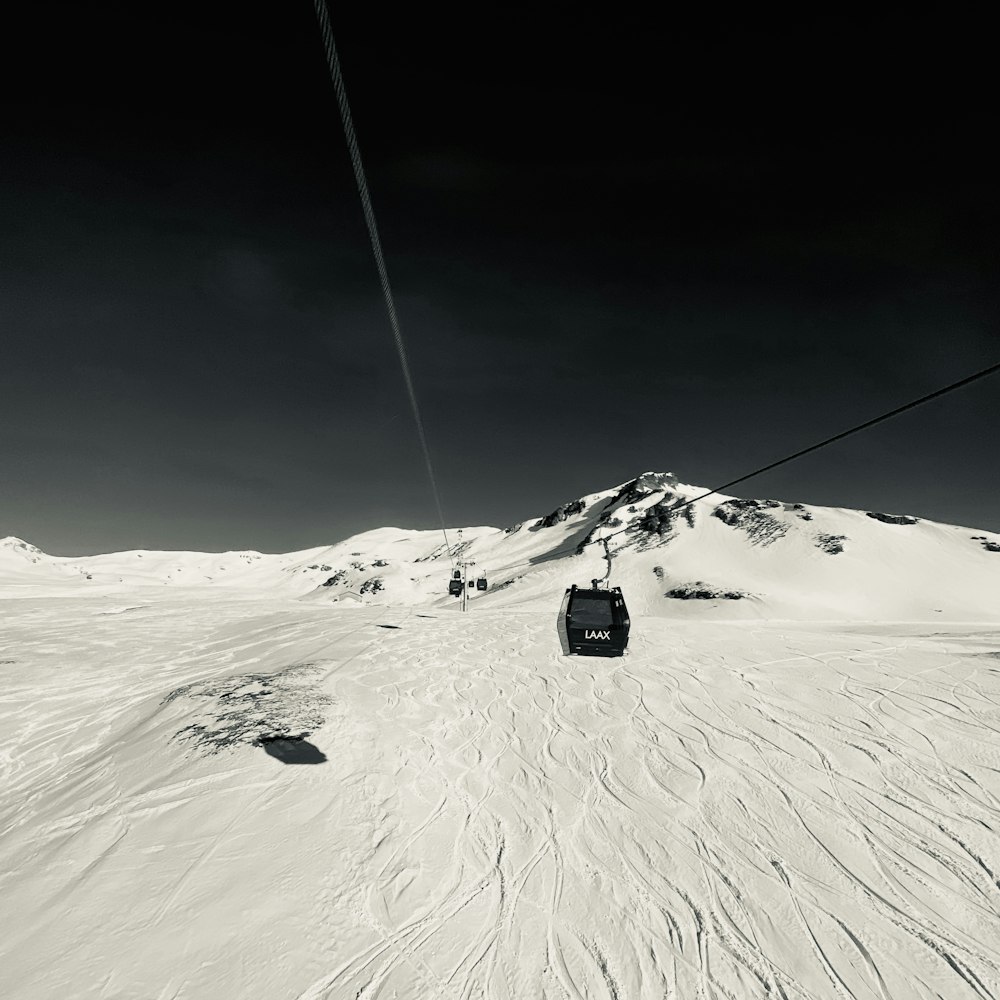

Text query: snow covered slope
(2, 599), (1000, 999)
(4, 471), (999, 620)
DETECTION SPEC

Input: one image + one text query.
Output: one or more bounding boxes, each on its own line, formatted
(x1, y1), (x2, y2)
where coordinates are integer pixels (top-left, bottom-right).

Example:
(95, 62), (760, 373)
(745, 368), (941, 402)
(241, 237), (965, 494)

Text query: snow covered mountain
(3, 471), (999, 619)
(4, 474), (1000, 999)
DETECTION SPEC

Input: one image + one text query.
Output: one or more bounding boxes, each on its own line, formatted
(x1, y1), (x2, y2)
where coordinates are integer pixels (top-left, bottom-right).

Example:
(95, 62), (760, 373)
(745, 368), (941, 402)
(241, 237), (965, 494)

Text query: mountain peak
(1, 536), (39, 552)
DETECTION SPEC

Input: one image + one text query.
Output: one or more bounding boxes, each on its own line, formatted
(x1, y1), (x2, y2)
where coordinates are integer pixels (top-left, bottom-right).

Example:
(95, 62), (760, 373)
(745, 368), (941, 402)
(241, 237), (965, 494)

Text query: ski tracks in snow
(3, 601), (1000, 999)
(301, 615), (1000, 1000)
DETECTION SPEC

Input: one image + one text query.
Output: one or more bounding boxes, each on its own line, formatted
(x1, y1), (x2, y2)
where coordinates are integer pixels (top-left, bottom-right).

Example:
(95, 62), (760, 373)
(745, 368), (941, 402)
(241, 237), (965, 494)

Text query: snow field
(2, 599), (1000, 999)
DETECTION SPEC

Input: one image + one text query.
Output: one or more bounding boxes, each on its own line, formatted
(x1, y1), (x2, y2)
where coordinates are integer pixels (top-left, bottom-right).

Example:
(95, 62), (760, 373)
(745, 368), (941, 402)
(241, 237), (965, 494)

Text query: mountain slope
(3, 471), (999, 619)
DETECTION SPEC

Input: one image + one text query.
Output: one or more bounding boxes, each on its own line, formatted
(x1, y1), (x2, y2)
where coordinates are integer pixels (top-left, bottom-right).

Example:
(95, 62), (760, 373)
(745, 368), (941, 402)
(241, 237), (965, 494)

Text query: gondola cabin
(448, 577), (463, 596)
(476, 575), (488, 591)
(561, 583), (630, 656)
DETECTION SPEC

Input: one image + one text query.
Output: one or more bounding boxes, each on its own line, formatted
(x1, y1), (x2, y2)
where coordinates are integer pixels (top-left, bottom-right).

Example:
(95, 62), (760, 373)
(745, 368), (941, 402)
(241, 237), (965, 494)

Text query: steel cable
(313, 0), (453, 563)
(493, 359), (1000, 576)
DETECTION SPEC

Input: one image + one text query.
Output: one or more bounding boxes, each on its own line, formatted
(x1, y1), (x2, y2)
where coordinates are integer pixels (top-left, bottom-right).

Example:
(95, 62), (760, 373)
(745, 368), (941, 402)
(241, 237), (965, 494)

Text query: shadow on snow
(255, 735), (328, 765)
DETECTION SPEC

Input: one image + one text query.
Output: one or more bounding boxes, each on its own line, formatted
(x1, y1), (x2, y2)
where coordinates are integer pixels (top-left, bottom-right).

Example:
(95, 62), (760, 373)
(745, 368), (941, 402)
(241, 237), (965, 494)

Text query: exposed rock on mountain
(815, 534), (847, 554)
(866, 511), (919, 525)
(712, 500), (789, 546)
(536, 498), (587, 528)
(665, 582), (748, 600)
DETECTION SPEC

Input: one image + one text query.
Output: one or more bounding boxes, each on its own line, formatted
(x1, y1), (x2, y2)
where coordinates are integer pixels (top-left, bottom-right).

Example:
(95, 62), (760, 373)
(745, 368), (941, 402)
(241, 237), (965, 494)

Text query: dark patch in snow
(372, 559), (388, 567)
(665, 582), (748, 600)
(652, 566), (665, 581)
(322, 570), (348, 587)
(815, 533), (847, 555)
(376, 624), (401, 629)
(359, 577), (384, 595)
(971, 536), (1000, 552)
(866, 511), (919, 525)
(712, 500), (789, 545)
(492, 577), (522, 591)
(165, 663), (332, 755)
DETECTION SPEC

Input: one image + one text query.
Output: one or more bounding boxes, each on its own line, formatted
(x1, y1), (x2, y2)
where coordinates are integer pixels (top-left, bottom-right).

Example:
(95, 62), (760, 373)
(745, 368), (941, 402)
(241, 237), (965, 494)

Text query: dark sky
(4, 5), (998, 555)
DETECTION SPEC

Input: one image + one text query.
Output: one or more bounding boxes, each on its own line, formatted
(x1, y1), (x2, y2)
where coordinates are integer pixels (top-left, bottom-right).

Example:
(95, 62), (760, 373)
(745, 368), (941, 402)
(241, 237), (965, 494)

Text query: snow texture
(2, 601), (1000, 999)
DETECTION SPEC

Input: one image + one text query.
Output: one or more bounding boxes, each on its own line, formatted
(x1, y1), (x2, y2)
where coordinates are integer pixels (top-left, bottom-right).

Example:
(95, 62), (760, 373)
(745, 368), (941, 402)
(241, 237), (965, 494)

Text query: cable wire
(591, 359), (1000, 548)
(484, 360), (1000, 582)
(312, 0), (453, 563)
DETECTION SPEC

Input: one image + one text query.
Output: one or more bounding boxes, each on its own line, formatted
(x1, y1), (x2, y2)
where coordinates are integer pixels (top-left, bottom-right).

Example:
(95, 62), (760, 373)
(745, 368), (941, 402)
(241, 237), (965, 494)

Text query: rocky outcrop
(639, 499), (696, 538)
(536, 498), (586, 528)
(866, 512), (918, 526)
(971, 536), (1000, 552)
(611, 471), (678, 508)
(815, 534), (847, 555)
(712, 500), (789, 546)
(165, 664), (331, 754)
(665, 582), (748, 600)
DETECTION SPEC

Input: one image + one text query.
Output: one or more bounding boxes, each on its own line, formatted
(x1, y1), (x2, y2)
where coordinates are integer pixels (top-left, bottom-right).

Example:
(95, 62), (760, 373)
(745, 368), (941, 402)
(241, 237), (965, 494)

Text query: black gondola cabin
(561, 583), (630, 656)
(448, 578), (463, 596)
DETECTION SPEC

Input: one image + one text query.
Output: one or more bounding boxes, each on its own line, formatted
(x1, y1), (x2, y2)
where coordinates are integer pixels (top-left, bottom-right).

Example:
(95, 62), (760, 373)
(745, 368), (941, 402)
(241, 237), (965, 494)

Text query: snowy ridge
(4, 471), (999, 620)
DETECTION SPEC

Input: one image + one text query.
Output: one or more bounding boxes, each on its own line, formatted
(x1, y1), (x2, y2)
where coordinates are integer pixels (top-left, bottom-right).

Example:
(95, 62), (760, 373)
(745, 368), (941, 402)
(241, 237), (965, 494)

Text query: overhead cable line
(588, 359), (1000, 549)
(312, 0), (454, 563)
(487, 362), (1000, 581)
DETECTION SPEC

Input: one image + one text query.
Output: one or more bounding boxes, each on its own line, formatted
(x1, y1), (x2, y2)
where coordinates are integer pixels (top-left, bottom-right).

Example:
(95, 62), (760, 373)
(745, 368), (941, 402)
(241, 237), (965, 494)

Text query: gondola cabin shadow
(559, 581), (630, 657)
